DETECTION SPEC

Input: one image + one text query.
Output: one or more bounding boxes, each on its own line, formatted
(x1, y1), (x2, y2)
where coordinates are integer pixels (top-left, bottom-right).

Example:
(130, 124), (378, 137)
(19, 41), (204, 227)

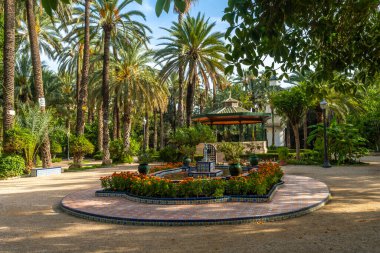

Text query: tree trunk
(186, 73), (196, 127)
(303, 113), (308, 149)
(144, 112), (150, 150)
(112, 99), (118, 140)
(2, 0), (16, 143)
(286, 122), (291, 148)
(26, 0), (52, 168)
(123, 100), (132, 153)
(291, 123), (301, 160)
(153, 110), (158, 151)
(97, 103), (103, 152)
(177, 13), (184, 127)
(160, 110), (164, 150)
(101, 27), (112, 165)
(76, 0), (90, 136)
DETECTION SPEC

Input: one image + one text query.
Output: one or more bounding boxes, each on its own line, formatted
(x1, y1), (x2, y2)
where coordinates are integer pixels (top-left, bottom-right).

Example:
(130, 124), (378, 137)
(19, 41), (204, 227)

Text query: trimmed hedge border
(95, 180), (284, 205)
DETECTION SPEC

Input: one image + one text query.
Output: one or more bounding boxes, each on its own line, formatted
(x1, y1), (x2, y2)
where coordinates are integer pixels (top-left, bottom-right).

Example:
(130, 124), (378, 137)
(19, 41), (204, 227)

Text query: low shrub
(100, 162), (283, 198)
(0, 155), (26, 178)
(93, 151), (103, 160)
(51, 141), (63, 158)
(277, 147), (289, 161)
(150, 162), (184, 173)
(52, 157), (62, 163)
(70, 135), (95, 167)
(110, 139), (126, 163)
(159, 146), (181, 162)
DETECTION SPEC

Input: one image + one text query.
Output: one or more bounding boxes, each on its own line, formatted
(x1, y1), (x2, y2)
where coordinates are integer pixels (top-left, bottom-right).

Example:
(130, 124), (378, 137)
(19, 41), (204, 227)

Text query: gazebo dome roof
(192, 96), (271, 125)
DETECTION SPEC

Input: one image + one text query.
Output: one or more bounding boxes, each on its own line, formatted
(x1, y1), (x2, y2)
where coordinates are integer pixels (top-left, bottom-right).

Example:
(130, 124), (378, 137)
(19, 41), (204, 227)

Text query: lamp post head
(143, 118), (147, 125)
(269, 75), (278, 86)
(320, 99), (328, 110)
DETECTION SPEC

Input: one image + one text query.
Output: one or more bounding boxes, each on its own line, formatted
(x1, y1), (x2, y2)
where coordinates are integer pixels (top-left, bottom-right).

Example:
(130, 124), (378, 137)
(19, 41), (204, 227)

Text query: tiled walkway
(60, 175), (330, 225)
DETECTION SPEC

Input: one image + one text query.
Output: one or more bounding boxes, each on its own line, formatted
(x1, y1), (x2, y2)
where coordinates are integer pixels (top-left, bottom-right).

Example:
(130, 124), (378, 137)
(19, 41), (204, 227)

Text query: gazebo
(192, 96), (271, 142)
(192, 95), (271, 161)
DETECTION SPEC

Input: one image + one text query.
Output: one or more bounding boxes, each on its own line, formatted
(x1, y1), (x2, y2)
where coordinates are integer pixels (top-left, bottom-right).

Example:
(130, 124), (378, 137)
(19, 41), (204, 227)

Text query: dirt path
(0, 157), (379, 253)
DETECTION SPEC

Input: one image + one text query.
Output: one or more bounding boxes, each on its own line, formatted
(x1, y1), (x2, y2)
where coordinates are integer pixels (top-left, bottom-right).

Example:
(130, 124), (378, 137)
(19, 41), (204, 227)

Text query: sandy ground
(0, 157), (379, 253)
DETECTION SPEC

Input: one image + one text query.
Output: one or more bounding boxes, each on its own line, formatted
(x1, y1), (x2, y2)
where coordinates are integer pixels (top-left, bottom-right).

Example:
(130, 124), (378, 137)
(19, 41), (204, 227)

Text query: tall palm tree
(76, 0), (91, 136)
(90, 0), (149, 164)
(174, 0), (197, 127)
(110, 41), (168, 152)
(25, 0), (52, 167)
(2, 0), (16, 144)
(156, 13), (226, 126)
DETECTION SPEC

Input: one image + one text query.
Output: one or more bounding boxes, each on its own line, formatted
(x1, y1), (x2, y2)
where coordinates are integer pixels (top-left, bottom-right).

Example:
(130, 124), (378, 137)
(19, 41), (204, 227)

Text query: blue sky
(43, 0), (230, 71)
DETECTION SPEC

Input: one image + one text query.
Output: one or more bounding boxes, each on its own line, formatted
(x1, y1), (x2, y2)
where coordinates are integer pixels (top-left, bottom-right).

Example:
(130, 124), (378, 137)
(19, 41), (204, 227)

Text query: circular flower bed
(100, 162), (284, 198)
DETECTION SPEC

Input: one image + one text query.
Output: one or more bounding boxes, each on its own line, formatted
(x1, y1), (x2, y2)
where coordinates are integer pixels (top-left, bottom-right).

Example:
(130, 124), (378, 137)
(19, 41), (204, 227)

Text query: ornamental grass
(100, 162), (284, 198)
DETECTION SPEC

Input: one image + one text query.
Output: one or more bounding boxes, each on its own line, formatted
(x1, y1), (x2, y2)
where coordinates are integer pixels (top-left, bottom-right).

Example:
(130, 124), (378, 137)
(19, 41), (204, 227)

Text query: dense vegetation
(0, 0), (379, 178)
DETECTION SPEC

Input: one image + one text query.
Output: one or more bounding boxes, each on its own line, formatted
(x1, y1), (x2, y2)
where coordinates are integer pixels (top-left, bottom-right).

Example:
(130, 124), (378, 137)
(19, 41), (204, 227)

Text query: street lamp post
(143, 117), (147, 151)
(67, 129), (70, 161)
(320, 99), (331, 168)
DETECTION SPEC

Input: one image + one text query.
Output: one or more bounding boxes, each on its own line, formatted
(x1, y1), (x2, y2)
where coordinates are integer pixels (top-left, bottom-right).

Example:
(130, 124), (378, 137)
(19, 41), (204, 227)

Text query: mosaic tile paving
(60, 175), (331, 225)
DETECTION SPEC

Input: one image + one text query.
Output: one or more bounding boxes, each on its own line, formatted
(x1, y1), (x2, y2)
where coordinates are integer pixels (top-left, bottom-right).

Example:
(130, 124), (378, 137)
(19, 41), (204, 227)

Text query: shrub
(93, 151), (103, 160)
(52, 157), (62, 163)
(109, 139), (125, 163)
(277, 147), (289, 161)
(218, 142), (244, 164)
(100, 162), (283, 198)
(70, 135), (94, 166)
(159, 146), (181, 162)
(0, 155), (26, 178)
(51, 141), (63, 158)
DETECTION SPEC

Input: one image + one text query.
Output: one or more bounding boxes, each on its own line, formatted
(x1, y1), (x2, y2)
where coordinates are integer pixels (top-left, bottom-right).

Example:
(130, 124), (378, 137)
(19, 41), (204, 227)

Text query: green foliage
(93, 151), (103, 161)
(84, 123), (99, 151)
(129, 138), (141, 156)
(0, 155), (26, 178)
(109, 139), (134, 164)
(223, 0), (380, 81)
(308, 120), (368, 164)
(170, 124), (216, 151)
(69, 136), (94, 158)
(138, 151), (153, 164)
(217, 142), (244, 164)
(277, 147), (289, 162)
(52, 157), (62, 163)
(50, 141), (63, 157)
(159, 146), (181, 162)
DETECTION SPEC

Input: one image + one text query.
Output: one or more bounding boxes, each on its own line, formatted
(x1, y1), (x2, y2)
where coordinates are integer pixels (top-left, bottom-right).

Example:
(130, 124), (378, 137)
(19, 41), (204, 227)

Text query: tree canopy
(223, 0), (380, 82)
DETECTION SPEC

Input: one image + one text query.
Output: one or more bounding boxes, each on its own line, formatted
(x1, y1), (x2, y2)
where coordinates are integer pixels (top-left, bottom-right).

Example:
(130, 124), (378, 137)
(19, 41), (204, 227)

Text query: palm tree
(76, 0), (91, 136)
(174, 0), (197, 127)
(110, 41), (168, 152)
(156, 13), (226, 126)
(90, 0), (149, 165)
(2, 0), (16, 144)
(25, 0), (52, 167)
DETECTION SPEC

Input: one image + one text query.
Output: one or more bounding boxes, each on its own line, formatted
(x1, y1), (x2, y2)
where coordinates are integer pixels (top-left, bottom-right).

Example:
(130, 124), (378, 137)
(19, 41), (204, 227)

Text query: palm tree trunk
(76, 0), (90, 136)
(26, 0), (52, 168)
(291, 123), (301, 160)
(123, 100), (132, 153)
(186, 74), (196, 127)
(2, 0), (16, 143)
(303, 113), (308, 149)
(153, 110), (158, 151)
(177, 13), (184, 127)
(101, 27), (112, 165)
(112, 99), (118, 140)
(160, 110), (164, 150)
(97, 102), (103, 152)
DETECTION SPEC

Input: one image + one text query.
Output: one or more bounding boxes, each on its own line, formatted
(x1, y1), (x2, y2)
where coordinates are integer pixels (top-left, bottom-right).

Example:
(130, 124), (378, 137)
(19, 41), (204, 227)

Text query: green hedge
(0, 155), (25, 178)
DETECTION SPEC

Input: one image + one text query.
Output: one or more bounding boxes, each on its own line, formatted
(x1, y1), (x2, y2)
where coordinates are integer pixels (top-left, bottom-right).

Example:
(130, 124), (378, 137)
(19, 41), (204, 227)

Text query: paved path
(61, 175), (330, 224)
(0, 157), (379, 252)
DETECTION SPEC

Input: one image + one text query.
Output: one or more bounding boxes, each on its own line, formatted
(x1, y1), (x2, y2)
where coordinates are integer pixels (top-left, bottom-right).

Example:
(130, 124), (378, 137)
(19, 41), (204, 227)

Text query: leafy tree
(156, 13), (226, 126)
(69, 135), (94, 167)
(223, 0), (380, 82)
(272, 87), (307, 159)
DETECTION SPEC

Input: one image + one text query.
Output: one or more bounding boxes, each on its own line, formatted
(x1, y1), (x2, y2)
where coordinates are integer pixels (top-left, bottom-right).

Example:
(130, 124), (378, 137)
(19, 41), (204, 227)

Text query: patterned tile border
(60, 194), (331, 226)
(94, 181), (284, 205)
(60, 175), (331, 226)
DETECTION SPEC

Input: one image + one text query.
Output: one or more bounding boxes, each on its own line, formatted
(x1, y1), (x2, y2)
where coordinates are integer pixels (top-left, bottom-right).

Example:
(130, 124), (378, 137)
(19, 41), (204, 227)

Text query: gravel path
(0, 157), (379, 253)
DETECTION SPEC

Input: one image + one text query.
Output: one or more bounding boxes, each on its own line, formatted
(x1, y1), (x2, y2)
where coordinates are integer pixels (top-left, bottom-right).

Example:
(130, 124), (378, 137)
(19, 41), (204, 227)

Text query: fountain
(188, 143), (223, 178)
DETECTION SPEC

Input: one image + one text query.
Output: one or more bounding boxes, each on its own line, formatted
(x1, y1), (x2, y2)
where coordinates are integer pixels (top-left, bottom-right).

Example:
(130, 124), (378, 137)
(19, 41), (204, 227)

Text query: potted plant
(217, 142), (244, 176)
(246, 143), (259, 167)
(277, 147), (289, 165)
(137, 151), (153, 175)
(179, 145), (195, 167)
